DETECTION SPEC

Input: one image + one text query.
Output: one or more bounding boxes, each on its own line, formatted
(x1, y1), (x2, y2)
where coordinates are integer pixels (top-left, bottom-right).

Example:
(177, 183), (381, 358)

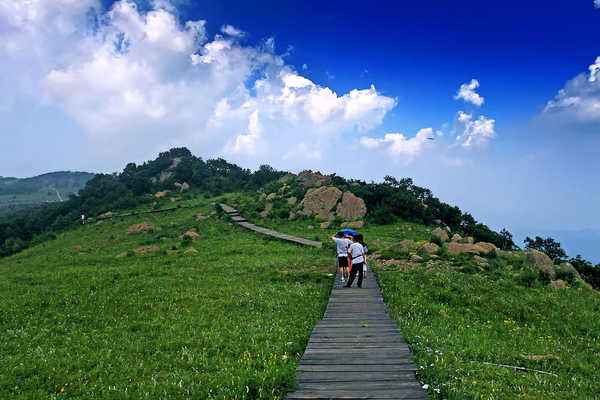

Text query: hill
(0, 171), (95, 217)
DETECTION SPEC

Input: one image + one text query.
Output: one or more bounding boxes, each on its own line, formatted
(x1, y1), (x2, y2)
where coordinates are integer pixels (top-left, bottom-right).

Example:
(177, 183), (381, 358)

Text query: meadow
(0, 197), (333, 399)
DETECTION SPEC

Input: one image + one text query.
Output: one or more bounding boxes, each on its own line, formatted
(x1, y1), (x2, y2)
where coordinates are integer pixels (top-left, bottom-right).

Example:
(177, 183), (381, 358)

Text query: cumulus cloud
(456, 111), (495, 147)
(359, 128), (433, 161)
(221, 24), (245, 37)
(595, 0), (600, 9)
(543, 57), (600, 122)
(454, 79), (484, 107)
(0, 0), (396, 167)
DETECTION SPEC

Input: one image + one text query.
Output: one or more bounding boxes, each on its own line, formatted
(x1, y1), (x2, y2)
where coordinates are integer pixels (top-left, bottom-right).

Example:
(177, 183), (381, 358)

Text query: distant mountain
(0, 171), (95, 215)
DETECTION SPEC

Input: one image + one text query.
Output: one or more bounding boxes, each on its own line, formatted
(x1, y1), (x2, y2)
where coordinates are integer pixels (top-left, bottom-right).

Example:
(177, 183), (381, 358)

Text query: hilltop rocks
(336, 192), (367, 221)
(298, 170), (331, 188)
(174, 182), (190, 192)
(526, 249), (556, 280)
(301, 186), (343, 220)
(300, 185), (368, 222)
(432, 227), (450, 242)
(154, 191), (169, 199)
(127, 222), (155, 235)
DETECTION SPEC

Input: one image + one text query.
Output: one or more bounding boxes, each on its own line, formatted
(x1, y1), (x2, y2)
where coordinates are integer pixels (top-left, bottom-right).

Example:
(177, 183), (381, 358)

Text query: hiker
(346, 233), (366, 288)
(331, 232), (352, 283)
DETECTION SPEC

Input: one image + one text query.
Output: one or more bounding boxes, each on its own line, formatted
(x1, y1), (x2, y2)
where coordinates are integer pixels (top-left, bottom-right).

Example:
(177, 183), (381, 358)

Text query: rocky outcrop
(525, 249), (556, 280)
(301, 186), (343, 221)
(154, 191), (169, 199)
(98, 211), (113, 220)
(298, 170), (331, 188)
(432, 227), (449, 242)
(549, 279), (568, 289)
(336, 192), (367, 221)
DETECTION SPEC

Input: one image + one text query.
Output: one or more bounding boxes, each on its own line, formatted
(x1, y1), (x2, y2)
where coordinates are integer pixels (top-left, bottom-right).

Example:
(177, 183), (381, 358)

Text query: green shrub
(516, 268), (540, 287)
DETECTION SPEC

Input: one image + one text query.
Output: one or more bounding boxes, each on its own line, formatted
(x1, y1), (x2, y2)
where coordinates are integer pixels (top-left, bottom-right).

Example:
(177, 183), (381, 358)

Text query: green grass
(366, 223), (600, 399)
(0, 197), (334, 399)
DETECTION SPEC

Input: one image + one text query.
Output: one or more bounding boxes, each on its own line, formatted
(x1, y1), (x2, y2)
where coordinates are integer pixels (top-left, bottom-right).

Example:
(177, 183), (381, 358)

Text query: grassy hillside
(0, 196), (333, 399)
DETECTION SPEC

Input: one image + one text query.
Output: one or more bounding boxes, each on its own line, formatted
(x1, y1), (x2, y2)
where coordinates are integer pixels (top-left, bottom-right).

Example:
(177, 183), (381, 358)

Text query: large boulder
(287, 196), (298, 206)
(298, 170), (331, 188)
(420, 242), (440, 255)
(447, 242), (496, 256)
(154, 191), (169, 199)
(525, 249), (556, 280)
(432, 227), (450, 242)
(300, 186), (342, 221)
(336, 192), (367, 221)
(451, 233), (462, 242)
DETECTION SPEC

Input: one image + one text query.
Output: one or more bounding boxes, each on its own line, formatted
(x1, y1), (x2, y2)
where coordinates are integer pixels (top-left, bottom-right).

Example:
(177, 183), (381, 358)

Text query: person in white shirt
(346, 234), (366, 288)
(331, 232), (352, 283)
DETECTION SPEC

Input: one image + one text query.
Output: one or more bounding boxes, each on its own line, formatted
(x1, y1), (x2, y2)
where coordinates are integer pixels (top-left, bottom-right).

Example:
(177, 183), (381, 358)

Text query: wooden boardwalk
(285, 266), (426, 400)
(219, 204), (322, 248)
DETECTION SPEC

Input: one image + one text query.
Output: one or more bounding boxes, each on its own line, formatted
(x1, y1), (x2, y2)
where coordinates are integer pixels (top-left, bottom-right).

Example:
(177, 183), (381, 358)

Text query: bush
(516, 269), (540, 288)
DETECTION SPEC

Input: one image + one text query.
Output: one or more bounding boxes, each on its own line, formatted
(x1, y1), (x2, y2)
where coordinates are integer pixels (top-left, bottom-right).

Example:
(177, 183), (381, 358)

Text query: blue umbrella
(338, 228), (358, 237)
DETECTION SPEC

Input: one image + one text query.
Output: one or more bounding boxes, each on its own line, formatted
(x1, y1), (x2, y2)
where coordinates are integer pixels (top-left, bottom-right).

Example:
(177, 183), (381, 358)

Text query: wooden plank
(285, 264), (425, 400)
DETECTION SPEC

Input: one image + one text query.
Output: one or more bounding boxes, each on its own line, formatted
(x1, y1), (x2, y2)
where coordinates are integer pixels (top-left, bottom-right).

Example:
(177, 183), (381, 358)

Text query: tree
(498, 228), (516, 251)
(524, 236), (567, 262)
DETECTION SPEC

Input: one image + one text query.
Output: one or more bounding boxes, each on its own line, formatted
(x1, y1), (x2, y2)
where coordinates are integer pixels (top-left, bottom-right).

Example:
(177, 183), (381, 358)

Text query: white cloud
(359, 128), (433, 161)
(0, 0), (396, 168)
(595, 0), (600, 9)
(454, 79), (484, 107)
(456, 111), (495, 147)
(221, 24), (245, 37)
(543, 57), (600, 122)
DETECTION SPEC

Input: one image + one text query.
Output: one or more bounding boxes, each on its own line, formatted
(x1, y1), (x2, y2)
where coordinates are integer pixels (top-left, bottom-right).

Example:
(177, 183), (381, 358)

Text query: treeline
(0, 148), (286, 257)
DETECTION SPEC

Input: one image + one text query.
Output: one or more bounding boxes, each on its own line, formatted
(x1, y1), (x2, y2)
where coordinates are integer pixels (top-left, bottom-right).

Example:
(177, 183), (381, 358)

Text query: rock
(336, 192), (367, 221)
(184, 247), (199, 255)
(320, 221), (331, 229)
(447, 242), (483, 255)
(525, 249), (556, 280)
(181, 229), (200, 241)
(260, 203), (273, 218)
(461, 236), (475, 244)
(127, 222), (155, 235)
(288, 211), (297, 220)
(420, 242), (440, 255)
(135, 245), (160, 254)
(154, 191), (169, 199)
(300, 186), (342, 221)
(432, 227), (449, 242)
(430, 255), (439, 259)
(345, 221), (365, 229)
(382, 259), (404, 267)
(98, 211), (113, 220)
(308, 225), (315, 230)
(72, 245), (82, 252)
(451, 233), (463, 242)
(433, 219), (442, 225)
(174, 182), (190, 192)
(116, 251), (129, 258)
(474, 242), (497, 254)
(473, 255), (489, 266)
(298, 170), (331, 188)
(195, 213), (208, 221)
(287, 196), (298, 206)
(549, 279), (568, 289)
(410, 254), (424, 263)
(266, 193), (277, 201)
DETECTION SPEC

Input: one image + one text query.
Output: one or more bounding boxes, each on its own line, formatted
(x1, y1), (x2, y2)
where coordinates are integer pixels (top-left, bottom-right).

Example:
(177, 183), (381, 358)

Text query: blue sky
(1, 0), (600, 260)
